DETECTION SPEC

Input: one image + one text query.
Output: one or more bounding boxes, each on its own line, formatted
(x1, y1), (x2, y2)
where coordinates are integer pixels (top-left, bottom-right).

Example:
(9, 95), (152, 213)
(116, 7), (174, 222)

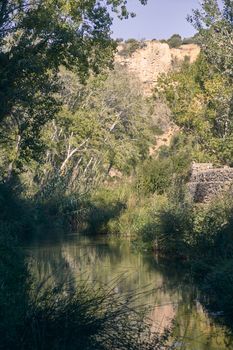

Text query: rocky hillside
(115, 41), (200, 95)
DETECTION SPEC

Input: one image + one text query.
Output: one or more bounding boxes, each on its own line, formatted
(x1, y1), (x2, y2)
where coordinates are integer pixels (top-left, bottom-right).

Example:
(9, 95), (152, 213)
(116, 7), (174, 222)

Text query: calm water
(27, 234), (233, 350)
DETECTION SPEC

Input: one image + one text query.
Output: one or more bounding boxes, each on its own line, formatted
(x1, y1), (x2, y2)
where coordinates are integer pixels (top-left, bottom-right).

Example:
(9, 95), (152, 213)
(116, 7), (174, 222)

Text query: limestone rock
(115, 41), (200, 96)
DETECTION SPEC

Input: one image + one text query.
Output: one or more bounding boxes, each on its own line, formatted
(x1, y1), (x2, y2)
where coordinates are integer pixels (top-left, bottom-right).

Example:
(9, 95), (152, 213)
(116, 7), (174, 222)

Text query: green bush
(108, 195), (158, 238)
(119, 39), (147, 57)
(150, 183), (194, 255)
(192, 194), (233, 257)
(82, 186), (130, 235)
(136, 145), (191, 196)
(167, 34), (182, 48)
(136, 158), (173, 195)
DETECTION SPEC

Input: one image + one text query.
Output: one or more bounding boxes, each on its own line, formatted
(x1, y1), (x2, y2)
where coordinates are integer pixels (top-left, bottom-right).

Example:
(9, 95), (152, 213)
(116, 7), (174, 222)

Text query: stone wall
(188, 163), (233, 203)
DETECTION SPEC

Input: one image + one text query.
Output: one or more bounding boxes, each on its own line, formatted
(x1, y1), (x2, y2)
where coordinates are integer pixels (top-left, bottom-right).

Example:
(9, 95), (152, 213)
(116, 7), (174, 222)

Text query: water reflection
(27, 234), (233, 350)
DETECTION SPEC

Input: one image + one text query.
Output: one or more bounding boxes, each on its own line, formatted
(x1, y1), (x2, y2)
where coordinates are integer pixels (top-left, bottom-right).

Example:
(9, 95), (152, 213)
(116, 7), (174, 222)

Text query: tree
(157, 55), (233, 164)
(29, 66), (153, 200)
(188, 0), (233, 79)
(167, 34), (182, 48)
(156, 1), (233, 165)
(0, 0), (147, 177)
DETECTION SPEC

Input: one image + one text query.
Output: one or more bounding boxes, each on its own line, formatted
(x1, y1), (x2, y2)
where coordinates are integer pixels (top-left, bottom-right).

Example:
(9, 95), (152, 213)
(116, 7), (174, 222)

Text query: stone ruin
(188, 162), (233, 203)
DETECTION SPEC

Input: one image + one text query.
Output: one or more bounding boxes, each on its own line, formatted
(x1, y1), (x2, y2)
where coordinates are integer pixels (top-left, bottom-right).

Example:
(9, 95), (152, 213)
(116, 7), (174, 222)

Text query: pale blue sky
(111, 0), (200, 40)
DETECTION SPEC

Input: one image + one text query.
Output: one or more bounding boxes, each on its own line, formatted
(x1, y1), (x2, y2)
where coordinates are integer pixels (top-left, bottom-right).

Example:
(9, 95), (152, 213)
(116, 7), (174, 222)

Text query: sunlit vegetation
(160, 33), (200, 48)
(118, 38), (147, 57)
(78, 0), (233, 327)
(0, 1), (169, 349)
(1, 0), (233, 348)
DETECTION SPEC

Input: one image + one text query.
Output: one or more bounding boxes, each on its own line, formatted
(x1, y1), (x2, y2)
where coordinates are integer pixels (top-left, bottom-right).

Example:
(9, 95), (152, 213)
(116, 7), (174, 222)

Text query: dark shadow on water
(26, 234), (233, 350)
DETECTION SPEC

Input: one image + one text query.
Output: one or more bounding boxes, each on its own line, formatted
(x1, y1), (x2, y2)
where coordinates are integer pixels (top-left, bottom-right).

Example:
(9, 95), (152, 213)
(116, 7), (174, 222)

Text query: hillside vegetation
(0, 0), (233, 348)
(82, 0), (233, 325)
(116, 34), (199, 58)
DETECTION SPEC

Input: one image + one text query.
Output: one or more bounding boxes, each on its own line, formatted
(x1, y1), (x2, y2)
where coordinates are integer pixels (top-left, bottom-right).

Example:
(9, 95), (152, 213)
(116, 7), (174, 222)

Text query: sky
(111, 0), (200, 40)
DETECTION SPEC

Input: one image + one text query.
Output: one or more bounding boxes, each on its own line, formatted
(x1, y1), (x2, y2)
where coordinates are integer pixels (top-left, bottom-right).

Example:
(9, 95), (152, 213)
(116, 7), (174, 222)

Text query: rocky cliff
(115, 41), (200, 95)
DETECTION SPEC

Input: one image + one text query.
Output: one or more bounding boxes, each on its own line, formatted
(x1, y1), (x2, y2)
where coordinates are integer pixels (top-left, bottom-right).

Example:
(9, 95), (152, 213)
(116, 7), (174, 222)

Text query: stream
(26, 234), (233, 350)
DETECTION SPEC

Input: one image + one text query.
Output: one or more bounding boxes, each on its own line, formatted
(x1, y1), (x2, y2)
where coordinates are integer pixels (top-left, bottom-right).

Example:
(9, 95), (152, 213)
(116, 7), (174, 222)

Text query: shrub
(136, 145), (191, 197)
(6, 269), (171, 350)
(119, 39), (147, 57)
(82, 185), (130, 235)
(136, 158), (173, 196)
(167, 34), (182, 48)
(108, 195), (158, 238)
(192, 193), (233, 258)
(150, 183), (194, 256)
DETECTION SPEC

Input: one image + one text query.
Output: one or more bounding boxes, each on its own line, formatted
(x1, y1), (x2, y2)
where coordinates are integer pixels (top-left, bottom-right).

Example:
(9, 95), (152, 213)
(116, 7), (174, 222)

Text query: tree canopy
(188, 0), (233, 79)
(0, 0), (147, 175)
(157, 0), (233, 165)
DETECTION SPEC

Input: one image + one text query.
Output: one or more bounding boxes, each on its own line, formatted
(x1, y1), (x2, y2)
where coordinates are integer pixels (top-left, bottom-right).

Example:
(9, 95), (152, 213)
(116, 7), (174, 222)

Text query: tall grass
(1, 231), (172, 350)
(19, 276), (171, 350)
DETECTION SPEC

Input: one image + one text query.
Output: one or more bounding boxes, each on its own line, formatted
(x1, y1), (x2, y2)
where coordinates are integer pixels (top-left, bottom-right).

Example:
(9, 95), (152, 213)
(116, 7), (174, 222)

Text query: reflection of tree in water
(29, 237), (175, 310)
(142, 254), (192, 295)
(143, 254), (233, 349)
(172, 301), (233, 350)
(28, 236), (233, 350)
(28, 245), (77, 292)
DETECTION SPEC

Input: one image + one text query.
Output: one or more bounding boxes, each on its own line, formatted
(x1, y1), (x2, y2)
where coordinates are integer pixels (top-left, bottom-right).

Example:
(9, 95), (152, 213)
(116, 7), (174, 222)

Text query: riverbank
(79, 180), (233, 328)
(1, 178), (233, 349)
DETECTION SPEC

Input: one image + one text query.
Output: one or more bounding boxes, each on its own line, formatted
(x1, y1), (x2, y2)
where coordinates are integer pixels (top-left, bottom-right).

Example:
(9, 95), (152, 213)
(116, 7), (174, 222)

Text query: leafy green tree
(158, 0), (233, 164)
(0, 0), (147, 177)
(157, 54), (233, 164)
(188, 0), (233, 79)
(29, 67), (153, 200)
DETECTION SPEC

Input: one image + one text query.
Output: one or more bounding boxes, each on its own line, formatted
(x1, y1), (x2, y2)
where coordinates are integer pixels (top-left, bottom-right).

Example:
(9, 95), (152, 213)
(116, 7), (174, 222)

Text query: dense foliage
(80, 0), (233, 325)
(0, 0), (147, 177)
(157, 55), (233, 164)
(1, 0), (233, 347)
(0, 1), (175, 349)
(0, 0), (153, 218)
